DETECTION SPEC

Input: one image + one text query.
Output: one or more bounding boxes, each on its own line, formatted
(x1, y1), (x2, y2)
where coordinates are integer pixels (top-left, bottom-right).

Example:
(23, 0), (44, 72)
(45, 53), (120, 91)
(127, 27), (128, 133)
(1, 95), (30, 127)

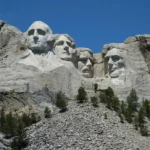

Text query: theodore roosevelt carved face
(27, 21), (52, 53)
(76, 48), (94, 78)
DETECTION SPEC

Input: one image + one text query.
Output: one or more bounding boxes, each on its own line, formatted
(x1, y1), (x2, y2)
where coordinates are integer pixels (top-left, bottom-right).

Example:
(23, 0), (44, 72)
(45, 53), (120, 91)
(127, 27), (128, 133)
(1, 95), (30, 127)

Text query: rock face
(1, 20), (150, 150)
(1, 20), (150, 103)
(94, 37), (150, 101)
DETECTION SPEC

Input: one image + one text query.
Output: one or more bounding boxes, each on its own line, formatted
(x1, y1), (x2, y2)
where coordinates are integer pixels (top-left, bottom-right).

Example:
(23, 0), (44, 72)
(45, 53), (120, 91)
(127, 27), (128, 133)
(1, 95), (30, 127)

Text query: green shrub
(140, 125), (148, 136)
(76, 87), (87, 103)
(21, 113), (31, 127)
(91, 96), (99, 107)
(99, 92), (107, 103)
(44, 107), (51, 118)
(56, 91), (68, 112)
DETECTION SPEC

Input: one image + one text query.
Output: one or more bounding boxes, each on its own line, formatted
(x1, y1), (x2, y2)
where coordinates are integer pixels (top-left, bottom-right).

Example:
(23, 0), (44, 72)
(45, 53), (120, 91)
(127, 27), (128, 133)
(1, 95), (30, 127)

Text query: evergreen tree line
(99, 87), (150, 136)
(0, 108), (40, 150)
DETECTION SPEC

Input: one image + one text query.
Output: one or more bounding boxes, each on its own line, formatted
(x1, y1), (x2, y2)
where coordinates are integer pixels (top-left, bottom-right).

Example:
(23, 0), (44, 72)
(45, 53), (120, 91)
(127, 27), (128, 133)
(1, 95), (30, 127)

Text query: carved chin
(109, 70), (120, 78)
(28, 43), (48, 51)
(82, 72), (93, 78)
(60, 55), (72, 61)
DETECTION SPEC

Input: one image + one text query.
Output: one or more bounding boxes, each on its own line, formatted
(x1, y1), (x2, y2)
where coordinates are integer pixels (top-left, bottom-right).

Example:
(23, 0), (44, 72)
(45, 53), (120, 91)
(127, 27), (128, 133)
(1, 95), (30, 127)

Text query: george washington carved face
(27, 21), (52, 52)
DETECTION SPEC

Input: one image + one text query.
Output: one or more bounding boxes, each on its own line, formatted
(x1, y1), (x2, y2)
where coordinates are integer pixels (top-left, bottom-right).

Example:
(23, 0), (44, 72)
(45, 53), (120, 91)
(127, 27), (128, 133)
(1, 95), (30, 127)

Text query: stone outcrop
(1, 20), (150, 103)
(1, 20), (150, 150)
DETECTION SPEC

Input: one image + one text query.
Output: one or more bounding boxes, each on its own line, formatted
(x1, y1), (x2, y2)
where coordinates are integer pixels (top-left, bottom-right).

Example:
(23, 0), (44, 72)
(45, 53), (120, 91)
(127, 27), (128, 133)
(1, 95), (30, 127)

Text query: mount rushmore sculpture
(1, 20), (150, 101)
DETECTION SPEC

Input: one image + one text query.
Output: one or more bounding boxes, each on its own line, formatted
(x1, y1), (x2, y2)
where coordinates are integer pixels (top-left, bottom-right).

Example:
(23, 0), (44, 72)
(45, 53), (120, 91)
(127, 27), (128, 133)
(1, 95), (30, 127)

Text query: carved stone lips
(82, 68), (90, 73)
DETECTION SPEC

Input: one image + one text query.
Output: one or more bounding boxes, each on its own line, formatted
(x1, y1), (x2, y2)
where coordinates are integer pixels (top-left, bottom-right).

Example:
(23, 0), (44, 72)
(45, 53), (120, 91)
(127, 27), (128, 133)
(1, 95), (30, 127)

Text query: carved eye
(55, 41), (64, 46)
(80, 59), (87, 64)
(66, 42), (72, 47)
(37, 29), (46, 35)
(111, 56), (120, 62)
(28, 29), (34, 36)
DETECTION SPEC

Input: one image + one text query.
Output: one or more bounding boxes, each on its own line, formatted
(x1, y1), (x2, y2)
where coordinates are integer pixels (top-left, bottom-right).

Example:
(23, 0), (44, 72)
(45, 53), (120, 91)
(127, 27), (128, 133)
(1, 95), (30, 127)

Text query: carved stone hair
(51, 34), (76, 48)
(75, 47), (93, 57)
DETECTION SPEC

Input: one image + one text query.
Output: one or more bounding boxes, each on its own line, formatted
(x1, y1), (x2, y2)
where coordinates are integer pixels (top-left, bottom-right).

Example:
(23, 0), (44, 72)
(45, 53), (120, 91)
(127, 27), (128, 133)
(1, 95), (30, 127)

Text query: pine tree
(44, 107), (51, 118)
(3, 112), (17, 138)
(56, 91), (68, 112)
(138, 106), (145, 126)
(112, 96), (120, 111)
(0, 107), (5, 131)
(91, 96), (99, 107)
(124, 106), (133, 123)
(106, 87), (115, 98)
(30, 113), (37, 124)
(11, 120), (28, 149)
(142, 99), (150, 119)
(133, 115), (139, 130)
(76, 87), (87, 103)
(121, 101), (126, 115)
(126, 89), (139, 112)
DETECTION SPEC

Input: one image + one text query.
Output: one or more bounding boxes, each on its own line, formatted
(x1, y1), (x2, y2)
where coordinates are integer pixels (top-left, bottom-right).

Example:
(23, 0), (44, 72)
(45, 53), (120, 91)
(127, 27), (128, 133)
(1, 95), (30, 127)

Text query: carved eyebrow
(28, 29), (34, 36)
(55, 40), (64, 46)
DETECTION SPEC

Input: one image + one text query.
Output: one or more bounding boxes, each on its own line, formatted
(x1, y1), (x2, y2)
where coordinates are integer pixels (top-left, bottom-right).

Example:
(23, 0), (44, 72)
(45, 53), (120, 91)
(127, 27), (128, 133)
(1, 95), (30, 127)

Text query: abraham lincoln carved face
(105, 48), (125, 78)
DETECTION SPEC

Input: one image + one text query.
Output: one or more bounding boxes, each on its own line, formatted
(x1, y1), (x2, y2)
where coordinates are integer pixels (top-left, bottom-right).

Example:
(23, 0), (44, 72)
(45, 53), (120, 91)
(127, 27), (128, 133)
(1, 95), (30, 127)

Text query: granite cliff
(1, 20), (150, 149)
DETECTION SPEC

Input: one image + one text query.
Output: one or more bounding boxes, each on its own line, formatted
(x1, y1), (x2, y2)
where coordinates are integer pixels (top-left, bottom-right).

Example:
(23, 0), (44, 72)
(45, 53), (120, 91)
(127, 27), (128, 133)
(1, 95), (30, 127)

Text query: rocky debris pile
(25, 100), (150, 150)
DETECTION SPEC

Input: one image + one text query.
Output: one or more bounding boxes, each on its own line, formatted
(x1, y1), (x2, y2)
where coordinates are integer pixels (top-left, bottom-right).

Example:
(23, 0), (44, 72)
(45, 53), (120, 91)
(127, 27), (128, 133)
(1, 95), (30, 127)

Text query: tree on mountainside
(56, 91), (68, 112)
(76, 87), (87, 103)
(126, 89), (139, 113)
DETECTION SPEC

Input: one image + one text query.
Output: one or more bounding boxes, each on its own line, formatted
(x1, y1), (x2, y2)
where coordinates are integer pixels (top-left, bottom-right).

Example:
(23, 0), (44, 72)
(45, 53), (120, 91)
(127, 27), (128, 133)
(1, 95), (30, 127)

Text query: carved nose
(33, 36), (39, 41)
(108, 58), (113, 65)
(86, 59), (92, 67)
(64, 46), (69, 51)
(33, 31), (39, 40)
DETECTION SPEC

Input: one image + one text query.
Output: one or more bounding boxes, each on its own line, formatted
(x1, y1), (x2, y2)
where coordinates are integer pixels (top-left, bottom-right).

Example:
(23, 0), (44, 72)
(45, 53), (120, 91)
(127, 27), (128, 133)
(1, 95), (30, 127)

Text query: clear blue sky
(0, 0), (149, 53)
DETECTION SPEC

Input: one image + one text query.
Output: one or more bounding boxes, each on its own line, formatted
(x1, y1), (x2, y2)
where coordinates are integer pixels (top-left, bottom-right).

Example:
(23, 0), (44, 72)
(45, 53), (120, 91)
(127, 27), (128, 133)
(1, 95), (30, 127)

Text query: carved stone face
(53, 35), (75, 61)
(78, 48), (94, 78)
(105, 48), (125, 78)
(27, 21), (52, 52)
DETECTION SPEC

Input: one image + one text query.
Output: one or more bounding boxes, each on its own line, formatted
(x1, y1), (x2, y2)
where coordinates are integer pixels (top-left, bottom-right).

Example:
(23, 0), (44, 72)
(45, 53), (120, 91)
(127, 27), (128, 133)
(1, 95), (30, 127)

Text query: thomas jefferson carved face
(27, 21), (52, 52)
(77, 48), (94, 78)
(105, 48), (125, 78)
(53, 35), (76, 61)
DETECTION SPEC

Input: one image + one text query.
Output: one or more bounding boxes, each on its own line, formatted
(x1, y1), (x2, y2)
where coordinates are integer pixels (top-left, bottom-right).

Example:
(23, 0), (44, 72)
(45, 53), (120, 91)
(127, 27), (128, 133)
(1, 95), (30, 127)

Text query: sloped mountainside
(25, 100), (150, 150)
(1, 20), (150, 150)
